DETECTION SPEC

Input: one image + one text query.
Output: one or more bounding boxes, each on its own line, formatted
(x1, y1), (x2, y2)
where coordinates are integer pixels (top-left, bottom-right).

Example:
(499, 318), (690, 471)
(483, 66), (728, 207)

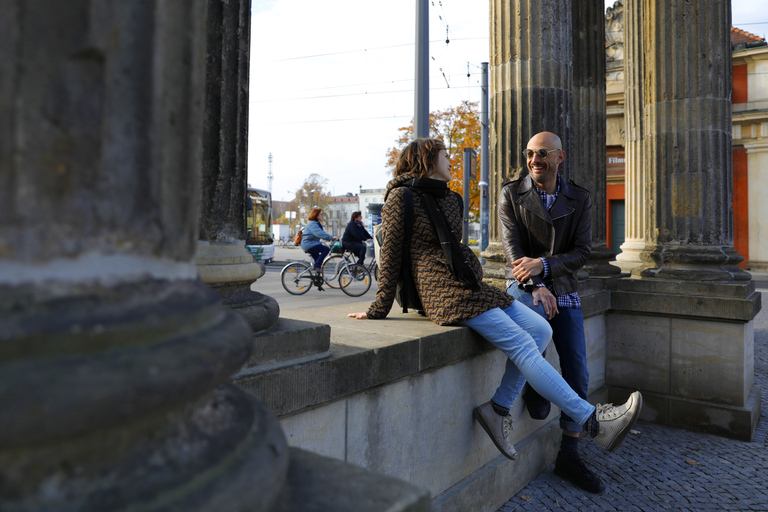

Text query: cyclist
(342, 211), (373, 266)
(299, 208), (338, 272)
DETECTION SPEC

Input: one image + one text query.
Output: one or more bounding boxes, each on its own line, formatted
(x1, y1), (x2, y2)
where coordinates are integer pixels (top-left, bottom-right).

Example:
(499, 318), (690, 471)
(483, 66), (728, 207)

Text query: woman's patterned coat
(366, 171), (513, 325)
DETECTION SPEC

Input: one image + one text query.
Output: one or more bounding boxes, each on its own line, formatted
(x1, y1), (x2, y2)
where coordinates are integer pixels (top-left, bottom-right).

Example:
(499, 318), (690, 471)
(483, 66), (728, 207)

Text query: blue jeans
(306, 244), (330, 269)
(343, 241), (367, 265)
(462, 303), (595, 427)
(507, 286), (589, 432)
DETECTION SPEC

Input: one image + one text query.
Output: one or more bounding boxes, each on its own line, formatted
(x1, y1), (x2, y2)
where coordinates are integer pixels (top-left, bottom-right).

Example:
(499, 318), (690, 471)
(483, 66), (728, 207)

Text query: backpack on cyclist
(374, 188), (424, 315)
(293, 229), (303, 245)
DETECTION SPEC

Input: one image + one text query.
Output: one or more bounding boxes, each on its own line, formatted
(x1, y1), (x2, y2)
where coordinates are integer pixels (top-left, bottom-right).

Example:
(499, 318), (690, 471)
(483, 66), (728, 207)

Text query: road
(250, 245), (377, 313)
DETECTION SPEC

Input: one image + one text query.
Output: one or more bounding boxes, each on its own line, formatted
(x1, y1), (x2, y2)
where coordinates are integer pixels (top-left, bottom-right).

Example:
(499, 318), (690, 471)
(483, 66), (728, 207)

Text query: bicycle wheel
(339, 264), (372, 297)
(281, 262), (313, 295)
(321, 254), (344, 289)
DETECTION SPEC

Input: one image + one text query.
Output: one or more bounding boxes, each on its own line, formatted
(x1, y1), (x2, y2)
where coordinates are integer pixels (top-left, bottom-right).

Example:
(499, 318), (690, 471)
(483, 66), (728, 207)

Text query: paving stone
(496, 327), (768, 512)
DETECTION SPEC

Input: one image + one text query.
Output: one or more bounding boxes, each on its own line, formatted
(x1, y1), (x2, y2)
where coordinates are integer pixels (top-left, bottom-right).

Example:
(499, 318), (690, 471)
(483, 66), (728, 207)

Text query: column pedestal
(608, 278), (761, 440)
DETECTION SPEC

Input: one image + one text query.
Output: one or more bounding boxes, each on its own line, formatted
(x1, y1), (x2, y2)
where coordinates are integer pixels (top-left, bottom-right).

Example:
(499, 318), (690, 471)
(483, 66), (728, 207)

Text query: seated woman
(299, 208), (337, 271)
(348, 137), (642, 462)
(341, 211), (373, 266)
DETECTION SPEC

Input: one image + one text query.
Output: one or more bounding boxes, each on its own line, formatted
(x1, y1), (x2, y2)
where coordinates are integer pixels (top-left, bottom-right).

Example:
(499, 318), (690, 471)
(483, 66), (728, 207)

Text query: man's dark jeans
(507, 286), (589, 432)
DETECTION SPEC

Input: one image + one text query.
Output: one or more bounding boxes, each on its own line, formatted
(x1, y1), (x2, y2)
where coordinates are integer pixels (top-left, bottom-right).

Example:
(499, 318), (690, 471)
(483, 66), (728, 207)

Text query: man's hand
(348, 312), (368, 319)
(532, 287), (559, 320)
(511, 257), (544, 282)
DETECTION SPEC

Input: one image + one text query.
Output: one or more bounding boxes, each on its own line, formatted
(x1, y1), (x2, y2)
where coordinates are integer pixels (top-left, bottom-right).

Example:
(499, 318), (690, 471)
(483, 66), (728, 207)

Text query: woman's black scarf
(405, 177), (481, 291)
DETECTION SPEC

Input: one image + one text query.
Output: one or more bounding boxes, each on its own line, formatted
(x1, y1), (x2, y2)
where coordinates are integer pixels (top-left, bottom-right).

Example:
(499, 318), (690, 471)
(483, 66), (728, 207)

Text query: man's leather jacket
(499, 174), (592, 296)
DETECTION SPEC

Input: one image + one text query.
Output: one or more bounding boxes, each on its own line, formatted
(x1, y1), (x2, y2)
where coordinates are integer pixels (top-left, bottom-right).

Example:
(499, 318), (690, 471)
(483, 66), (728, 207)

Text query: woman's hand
(347, 312), (368, 320)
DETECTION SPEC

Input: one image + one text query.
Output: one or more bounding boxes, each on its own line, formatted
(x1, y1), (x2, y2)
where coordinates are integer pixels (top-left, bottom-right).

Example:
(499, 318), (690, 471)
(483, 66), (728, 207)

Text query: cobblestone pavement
(498, 328), (768, 512)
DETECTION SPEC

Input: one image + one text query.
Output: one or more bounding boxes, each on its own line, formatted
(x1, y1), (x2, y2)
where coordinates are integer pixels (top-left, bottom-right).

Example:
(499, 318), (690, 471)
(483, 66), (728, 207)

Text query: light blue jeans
(462, 302), (595, 427)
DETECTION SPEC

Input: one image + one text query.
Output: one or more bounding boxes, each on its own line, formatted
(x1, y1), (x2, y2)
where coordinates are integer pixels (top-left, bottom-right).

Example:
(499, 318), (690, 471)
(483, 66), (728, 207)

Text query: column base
(584, 243), (622, 277)
(632, 244), (751, 281)
(607, 384), (761, 442)
(0, 278), (290, 511)
(608, 277), (762, 440)
(197, 242), (278, 331)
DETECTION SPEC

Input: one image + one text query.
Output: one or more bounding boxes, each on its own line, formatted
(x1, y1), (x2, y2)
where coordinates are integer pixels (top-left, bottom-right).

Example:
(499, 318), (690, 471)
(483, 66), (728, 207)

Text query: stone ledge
(611, 278), (761, 321)
(245, 317), (331, 369)
(233, 303), (492, 417)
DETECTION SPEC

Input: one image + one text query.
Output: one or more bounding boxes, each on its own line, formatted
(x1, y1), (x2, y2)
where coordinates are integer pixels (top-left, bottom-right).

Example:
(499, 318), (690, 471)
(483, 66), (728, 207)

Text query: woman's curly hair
(394, 138), (446, 178)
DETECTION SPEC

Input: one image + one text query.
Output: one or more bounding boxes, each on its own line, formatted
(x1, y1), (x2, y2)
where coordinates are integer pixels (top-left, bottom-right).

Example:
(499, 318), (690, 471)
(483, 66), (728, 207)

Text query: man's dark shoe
(553, 451), (605, 494)
(523, 385), (551, 420)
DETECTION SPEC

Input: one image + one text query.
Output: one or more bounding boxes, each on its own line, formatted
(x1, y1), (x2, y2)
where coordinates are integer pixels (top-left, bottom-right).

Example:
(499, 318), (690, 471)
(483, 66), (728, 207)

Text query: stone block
(344, 352), (507, 496)
(280, 400), (346, 461)
(273, 448), (430, 512)
(670, 318), (754, 405)
(245, 317), (330, 369)
(606, 313), (671, 394)
(584, 314), (607, 393)
(432, 423), (561, 512)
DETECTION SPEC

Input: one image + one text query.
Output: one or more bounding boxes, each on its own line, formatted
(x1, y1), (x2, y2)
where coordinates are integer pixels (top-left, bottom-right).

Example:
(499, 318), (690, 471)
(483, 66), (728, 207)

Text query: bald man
(498, 132), (602, 494)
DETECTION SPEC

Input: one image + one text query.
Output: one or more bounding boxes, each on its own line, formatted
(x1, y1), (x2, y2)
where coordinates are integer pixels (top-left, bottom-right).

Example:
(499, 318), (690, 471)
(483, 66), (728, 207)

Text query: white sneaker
(590, 391), (643, 452)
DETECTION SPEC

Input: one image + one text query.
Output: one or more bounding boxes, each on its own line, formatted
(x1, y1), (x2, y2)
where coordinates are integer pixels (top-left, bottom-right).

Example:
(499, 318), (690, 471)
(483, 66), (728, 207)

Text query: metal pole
(480, 62), (490, 252)
(414, 0), (429, 138)
(463, 148), (471, 244)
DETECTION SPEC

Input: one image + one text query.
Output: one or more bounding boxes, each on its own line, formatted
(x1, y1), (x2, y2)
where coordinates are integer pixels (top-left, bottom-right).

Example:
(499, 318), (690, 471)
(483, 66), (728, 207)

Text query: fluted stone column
(197, 0), (279, 332)
(633, 0), (748, 281)
(485, 0), (573, 272)
(608, 0), (761, 441)
(572, 0), (620, 276)
(614, 0), (646, 270)
(0, 2), (289, 509)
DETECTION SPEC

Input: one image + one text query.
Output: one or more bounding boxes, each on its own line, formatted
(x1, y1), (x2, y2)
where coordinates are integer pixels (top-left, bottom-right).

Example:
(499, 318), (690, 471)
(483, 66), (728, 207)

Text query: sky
(249, 0), (768, 202)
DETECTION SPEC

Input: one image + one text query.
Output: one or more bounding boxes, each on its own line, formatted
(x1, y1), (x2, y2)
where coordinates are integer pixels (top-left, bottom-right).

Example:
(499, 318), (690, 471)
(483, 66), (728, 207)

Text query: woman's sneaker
(586, 391), (643, 452)
(473, 402), (517, 460)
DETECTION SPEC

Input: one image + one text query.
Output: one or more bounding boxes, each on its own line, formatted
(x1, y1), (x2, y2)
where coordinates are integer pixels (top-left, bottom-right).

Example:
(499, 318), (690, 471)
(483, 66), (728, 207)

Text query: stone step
(273, 448), (430, 512)
(237, 317), (331, 374)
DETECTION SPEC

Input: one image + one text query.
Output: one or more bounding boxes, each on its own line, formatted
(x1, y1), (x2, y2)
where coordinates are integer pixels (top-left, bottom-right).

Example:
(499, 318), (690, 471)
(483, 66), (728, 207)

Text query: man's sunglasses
(523, 148), (562, 159)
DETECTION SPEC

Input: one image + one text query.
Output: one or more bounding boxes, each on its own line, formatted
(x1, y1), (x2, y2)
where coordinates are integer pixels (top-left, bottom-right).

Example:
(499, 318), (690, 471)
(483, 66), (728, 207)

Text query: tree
(385, 101), (481, 220)
(293, 173), (332, 223)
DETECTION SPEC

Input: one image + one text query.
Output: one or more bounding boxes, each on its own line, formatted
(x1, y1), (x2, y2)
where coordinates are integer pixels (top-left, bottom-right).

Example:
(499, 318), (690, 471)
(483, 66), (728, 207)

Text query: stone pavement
(497, 327), (768, 512)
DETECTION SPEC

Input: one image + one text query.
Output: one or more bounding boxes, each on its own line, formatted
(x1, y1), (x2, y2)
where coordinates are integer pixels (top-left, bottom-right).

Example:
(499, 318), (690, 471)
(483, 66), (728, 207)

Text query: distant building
(326, 193), (359, 236)
(359, 188), (386, 232)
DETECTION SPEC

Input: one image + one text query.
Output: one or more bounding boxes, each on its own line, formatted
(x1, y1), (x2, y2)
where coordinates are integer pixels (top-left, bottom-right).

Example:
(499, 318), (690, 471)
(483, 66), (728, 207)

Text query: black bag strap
(399, 188), (415, 313)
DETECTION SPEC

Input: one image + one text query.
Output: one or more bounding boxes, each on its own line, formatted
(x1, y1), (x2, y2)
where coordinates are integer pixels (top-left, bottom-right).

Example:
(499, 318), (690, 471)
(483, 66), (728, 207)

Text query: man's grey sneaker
(589, 391), (643, 452)
(473, 401), (517, 460)
(554, 451), (605, 494)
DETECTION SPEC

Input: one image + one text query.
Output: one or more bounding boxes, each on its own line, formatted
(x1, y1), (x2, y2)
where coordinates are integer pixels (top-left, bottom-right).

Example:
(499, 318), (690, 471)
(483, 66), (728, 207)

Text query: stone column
(608, 0), (761, 441)
(634, 0), (748, 281)
(196, 0), (279, 332)
(614, 0), (646, 270)
(485, 0), (573, 271)
(0, 2), (289, 509)
(745, 140), (768, 271)
(571, 0), (620, 276)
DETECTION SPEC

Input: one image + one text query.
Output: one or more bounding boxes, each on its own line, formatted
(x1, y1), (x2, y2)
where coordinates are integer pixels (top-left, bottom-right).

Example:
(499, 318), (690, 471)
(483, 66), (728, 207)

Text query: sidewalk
(498, 316), (768, 511)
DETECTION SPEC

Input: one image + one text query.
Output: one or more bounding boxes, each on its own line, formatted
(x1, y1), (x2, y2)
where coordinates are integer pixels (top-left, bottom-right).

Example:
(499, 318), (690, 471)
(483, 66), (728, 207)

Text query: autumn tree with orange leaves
(385, 101), (481, 220)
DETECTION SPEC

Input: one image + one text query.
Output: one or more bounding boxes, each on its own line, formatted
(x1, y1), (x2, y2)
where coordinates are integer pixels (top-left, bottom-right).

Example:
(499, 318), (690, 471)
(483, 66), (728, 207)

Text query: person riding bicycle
(299, 208), (338, 272)
(342, 211), (373, 266)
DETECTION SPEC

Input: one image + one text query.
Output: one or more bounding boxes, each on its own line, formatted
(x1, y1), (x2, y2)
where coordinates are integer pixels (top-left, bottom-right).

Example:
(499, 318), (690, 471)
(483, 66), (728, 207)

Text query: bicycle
(281, 244), (372, 297)
(321, 246), (378, 289)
